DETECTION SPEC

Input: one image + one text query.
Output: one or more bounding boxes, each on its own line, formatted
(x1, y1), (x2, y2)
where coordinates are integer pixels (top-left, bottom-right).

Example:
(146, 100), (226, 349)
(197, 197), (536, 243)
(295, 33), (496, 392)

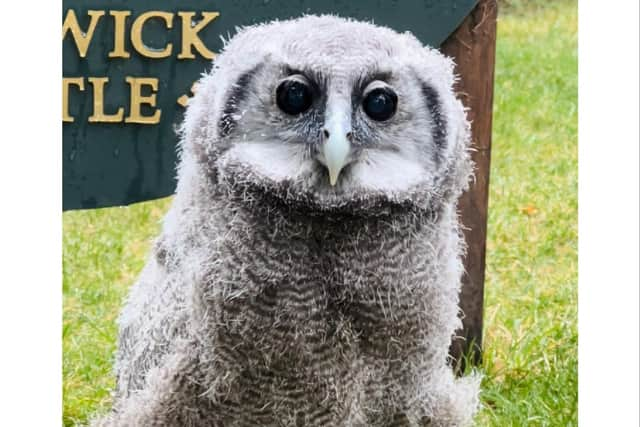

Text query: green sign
(63, 0), (477, 210)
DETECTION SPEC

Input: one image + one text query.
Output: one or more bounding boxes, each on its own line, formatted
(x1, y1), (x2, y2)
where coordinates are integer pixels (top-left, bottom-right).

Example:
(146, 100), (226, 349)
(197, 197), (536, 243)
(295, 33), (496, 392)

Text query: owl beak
(322, 116), (352, 186)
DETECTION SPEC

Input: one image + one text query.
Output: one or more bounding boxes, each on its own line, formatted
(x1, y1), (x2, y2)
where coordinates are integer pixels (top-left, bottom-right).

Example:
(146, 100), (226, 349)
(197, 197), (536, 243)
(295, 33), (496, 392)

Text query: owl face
(184, 16), (471, 213)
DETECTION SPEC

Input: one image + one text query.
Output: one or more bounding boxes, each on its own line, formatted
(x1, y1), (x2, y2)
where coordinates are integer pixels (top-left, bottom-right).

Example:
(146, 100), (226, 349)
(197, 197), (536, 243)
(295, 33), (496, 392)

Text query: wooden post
(440, 0), (498, 370)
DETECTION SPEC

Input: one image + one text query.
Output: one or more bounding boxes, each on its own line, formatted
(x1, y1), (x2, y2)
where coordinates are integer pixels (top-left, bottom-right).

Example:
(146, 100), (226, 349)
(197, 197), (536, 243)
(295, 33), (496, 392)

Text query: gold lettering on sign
(88, 77), (125, 123)
(131, 11), (174, 59)
(125, 77), (162, 124)
(62, 10), (224, 125)
(62, 77), (85, 122)
(109, 11), (131, 58)
(177, 82), (198, 107)
(62, 10), (105, 58)
(177, 12), (219, 59)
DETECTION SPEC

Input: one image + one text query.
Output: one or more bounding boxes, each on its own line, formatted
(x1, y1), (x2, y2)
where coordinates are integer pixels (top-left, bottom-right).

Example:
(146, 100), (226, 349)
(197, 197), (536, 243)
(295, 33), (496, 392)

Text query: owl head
(178, 15), (472, 216)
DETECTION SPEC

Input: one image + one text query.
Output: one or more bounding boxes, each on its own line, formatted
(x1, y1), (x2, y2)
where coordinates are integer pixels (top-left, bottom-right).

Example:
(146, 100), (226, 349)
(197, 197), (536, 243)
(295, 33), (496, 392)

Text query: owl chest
(212, 232), (430, 356)
(203, 232), (432, 420)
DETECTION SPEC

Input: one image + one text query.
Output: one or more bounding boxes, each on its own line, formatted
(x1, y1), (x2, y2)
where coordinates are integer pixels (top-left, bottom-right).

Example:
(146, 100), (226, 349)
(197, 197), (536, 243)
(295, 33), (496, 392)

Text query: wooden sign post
(442, 0), (498, 370)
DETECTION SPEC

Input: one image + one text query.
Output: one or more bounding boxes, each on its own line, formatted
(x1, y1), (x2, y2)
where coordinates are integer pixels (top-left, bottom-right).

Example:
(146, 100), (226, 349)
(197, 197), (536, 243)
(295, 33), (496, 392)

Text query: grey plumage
(91, 15), (480, 427)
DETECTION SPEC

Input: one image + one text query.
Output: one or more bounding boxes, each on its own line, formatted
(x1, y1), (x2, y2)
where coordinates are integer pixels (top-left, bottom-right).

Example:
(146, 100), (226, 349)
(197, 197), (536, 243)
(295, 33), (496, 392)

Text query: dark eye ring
(363, 86), (398, 121)
(276, 76), (313, 115)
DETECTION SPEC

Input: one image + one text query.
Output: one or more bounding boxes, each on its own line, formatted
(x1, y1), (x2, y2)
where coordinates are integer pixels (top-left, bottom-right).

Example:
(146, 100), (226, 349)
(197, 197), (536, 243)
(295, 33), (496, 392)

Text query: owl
(91, 15), (480, 427)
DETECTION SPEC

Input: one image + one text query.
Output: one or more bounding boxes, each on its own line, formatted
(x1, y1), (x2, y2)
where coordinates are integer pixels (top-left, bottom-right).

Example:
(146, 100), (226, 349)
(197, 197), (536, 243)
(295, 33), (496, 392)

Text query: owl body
(93, 15), (479, 427)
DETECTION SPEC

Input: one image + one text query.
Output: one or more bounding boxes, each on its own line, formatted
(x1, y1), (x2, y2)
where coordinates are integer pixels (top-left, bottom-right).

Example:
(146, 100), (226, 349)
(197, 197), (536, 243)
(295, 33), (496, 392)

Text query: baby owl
(92, 15), (480, 427)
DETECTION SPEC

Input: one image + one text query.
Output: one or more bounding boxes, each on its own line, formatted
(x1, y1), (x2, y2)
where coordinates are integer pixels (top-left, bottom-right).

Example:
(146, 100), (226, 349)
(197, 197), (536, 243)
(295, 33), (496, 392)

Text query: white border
(579, 0), (639, 425)
(0, 1), (62, 425)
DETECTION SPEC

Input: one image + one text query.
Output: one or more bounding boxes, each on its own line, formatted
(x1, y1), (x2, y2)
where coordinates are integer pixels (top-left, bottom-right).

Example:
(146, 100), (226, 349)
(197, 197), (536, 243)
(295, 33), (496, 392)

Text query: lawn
(476, 1), (578, 425)
(62, 2), (578, 425)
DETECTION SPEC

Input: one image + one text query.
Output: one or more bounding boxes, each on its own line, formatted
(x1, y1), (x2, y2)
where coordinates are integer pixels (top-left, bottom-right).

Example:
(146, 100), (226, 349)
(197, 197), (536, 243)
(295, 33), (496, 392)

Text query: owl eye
(276, 77), (313, 115)
(363, 87), (398, 121)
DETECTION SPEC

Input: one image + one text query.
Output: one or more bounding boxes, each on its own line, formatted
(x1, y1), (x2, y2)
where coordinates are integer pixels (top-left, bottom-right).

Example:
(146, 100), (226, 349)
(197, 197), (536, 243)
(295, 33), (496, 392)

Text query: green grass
(477, 2), (578, 425)
(62, 2), (577, 425)
(63, 198), (172, 425)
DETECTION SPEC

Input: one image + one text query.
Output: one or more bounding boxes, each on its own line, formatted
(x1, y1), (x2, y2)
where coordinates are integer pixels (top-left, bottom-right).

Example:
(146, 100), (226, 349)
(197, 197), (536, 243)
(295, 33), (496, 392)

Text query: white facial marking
(351, 150), (427, 192)
(223, 142), (307, 182)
